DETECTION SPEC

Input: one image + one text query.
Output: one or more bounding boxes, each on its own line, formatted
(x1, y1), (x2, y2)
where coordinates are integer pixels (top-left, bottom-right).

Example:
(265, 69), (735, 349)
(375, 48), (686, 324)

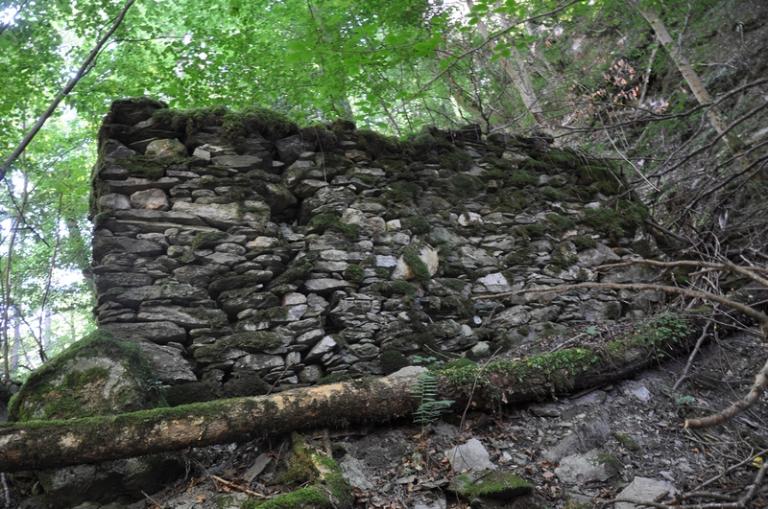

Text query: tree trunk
(0, 325), (699, 473)
(467, 0), (550, 130)
(628, 0), (741, 152)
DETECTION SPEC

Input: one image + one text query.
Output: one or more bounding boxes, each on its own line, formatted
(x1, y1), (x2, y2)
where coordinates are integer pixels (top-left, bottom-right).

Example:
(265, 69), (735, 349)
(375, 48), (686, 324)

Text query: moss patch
(402, 245), (431, 281)
(308, 213), (359, 239)
(8, 330), (161, 421)
(582, 200), (648, 241)
(343, 264), (365, 284)
(244, 434), (352, 509)
(451, 471), (533, 500)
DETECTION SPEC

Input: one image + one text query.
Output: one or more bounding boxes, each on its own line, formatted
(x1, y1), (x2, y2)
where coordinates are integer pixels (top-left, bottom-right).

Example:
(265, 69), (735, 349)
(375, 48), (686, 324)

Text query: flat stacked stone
(91, 98), (662, 403)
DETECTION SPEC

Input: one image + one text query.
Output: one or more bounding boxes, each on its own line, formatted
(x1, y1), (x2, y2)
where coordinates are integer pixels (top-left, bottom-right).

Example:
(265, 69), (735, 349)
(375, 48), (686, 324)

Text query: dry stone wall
(92, 98), (662, 404)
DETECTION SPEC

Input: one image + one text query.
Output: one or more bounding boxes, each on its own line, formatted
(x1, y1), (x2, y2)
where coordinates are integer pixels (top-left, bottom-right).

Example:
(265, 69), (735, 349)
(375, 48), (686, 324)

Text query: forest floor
(80, 323), (768, 509)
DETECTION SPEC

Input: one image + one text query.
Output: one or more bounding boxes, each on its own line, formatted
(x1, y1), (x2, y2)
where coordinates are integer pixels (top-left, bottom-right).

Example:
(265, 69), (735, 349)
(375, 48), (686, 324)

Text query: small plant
(412, 371), (454, 425)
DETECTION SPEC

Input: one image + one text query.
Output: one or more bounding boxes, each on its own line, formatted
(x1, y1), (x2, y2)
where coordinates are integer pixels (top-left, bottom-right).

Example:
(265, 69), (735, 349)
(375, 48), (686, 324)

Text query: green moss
(8, 330), (160, 422)
(247, 434), (352, 509)
(451, 471), (533, 500)
(582, 200), (648, 241)
(402, 216), (431, 235)
(517, 223), (547, 239)
(390, 280), (418, 296)
(613, 432), (641, 451)
(308, 213), (359, 239)
(190, 231), (228, 250)
(356, 129), (401, 158)
(450, 173), (485, 196)
(270, 258), (314, 288)
(520, 158), (556, 173)
(119, 155), (180, 179)
(343, 264), (365, 284)
(541, 148), (581, 169)
(541, 186), (573, 201)
(386, 181), (421, 203)
(546, 213), (576, 233)
(277, 433), (317, 485)
(402, 245), (431, 281)
(491, 189), (533, 213)
(550, 244), (578, 271)
(381, 349), (409, 374)
(507, 169), (538, 187)
(578, 163), (622, 195)
(242, 487), (329, 509)
(439, 150), (474, 172)
(152, 106), (228, 137)
(222, 107), (298, 141)
(570, 235), (598, 250)
(437, 346), (602, 397)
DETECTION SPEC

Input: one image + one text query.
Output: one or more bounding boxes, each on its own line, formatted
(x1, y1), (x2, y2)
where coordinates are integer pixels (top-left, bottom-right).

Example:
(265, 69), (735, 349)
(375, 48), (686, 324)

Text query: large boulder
(9, 330), (184, 508)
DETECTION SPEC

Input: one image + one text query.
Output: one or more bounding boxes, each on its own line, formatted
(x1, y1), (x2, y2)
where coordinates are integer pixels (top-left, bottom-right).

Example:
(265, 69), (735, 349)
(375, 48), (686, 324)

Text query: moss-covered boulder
(9, 330), (183, 508)
(9, 330), (164, 421)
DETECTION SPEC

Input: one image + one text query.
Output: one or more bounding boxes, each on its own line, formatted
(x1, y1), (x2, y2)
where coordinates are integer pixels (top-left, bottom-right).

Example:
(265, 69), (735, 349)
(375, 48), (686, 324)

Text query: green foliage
(411, 371), (453, 425)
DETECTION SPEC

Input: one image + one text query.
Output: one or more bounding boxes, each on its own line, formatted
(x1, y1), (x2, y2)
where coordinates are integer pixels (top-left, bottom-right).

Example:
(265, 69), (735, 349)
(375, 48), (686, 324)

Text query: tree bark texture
(0, 324), (700, 473)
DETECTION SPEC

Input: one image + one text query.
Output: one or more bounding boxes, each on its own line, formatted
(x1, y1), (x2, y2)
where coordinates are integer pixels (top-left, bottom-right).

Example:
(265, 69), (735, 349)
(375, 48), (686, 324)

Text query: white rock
(445, 438), (496, 473)
(458, 212), (483, 226)
(247, 236), (279, 249)
(386, 219), (402, 231)
(145, 138), (186, 158)
(392, 245), (439, 280)
(476, 272), (511, 293)
(616, 477), (676, 509)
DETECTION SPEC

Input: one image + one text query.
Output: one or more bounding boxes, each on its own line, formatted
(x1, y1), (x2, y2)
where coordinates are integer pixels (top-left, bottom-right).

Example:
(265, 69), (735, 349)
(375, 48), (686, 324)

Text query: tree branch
(0, 0), (136, 180)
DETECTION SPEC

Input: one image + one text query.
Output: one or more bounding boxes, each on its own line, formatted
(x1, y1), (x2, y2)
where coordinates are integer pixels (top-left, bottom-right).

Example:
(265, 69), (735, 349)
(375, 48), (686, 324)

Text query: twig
(0, 473), (9, 509)
(673, 321), (712, 391)
(141, 490), (165, 508)
(211, 474), (267, 498)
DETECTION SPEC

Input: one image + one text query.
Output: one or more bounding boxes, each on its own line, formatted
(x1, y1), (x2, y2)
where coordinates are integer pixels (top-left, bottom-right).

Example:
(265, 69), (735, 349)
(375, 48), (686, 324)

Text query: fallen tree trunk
(0, 315), (700, 472)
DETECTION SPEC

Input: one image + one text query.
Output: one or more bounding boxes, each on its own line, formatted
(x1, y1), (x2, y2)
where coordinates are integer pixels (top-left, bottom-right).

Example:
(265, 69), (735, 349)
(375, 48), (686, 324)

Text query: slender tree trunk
(628, 0), (741, 152)
(467, 0), (550, 130)
(10, 307), (21, 373)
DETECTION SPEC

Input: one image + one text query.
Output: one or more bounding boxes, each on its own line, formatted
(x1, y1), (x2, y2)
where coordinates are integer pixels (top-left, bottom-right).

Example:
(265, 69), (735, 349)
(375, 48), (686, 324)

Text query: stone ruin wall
(91, 98), (662, 404)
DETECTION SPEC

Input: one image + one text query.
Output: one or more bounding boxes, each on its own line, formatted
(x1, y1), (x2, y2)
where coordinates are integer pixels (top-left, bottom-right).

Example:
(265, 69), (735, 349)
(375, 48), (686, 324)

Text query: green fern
(411, 372), (454, 425)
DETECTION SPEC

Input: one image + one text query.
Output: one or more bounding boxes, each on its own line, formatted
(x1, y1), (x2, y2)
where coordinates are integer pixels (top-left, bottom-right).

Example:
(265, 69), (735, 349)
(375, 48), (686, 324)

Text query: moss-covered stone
(381, 349), (409, 374)
(451, 471), (533, 501)
(402, 245), (431, 281)
(356, 129), (402, 158)
(243, 433), (352, 509)
(8, 330), (163, 421)
(582, 200), (648, 241)
(308, 212), (359, 239)
(223, 107), (298, 141)
(402, 216), (431, 235)
(343, 264), (365, 284)
(450, 173), (485, 196)
(385, 181), (421, 203)
(507, 169), (539, 187)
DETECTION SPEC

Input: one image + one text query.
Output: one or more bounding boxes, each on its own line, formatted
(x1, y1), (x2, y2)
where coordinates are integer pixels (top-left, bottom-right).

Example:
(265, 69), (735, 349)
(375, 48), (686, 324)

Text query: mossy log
(0, 315), (699, 472)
